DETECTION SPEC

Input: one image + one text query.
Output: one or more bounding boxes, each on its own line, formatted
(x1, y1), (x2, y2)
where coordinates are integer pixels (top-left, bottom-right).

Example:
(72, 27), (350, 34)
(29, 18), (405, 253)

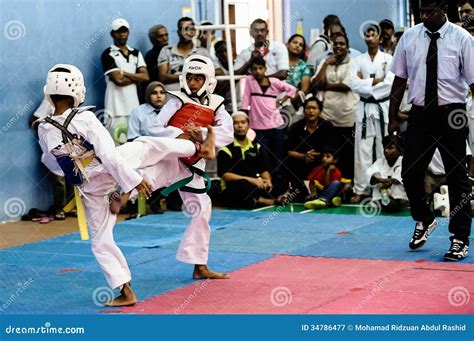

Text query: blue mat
(1, 210), (472, 315)
(292, 234), (474, 264)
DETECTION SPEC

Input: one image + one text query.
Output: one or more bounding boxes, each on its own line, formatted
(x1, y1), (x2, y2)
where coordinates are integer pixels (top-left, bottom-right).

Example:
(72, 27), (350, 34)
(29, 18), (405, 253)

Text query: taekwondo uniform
(351, 51), (394, 196)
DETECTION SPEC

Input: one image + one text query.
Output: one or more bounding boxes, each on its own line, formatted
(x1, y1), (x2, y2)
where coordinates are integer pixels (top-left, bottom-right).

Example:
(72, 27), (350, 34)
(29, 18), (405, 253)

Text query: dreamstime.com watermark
(0, 278), (34, 312)
(4, 322), (85, 335)
(351, 277), (389, 314)
(0, 100), (34, 135)
(262, 188), (300, 226)
(174, 279), (210, 314)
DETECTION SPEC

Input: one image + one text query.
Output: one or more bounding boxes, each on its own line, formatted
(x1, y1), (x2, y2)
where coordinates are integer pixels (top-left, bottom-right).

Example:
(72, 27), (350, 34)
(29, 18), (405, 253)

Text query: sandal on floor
(54, 210), (66, 220)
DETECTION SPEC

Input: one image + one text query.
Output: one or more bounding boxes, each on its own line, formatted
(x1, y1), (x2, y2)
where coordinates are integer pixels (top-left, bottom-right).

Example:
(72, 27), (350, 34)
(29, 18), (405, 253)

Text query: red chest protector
(167, 91), (223, 165)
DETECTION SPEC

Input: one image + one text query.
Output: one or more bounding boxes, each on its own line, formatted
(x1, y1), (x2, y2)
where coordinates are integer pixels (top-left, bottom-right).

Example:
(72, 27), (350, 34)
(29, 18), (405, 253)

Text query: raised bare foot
(109, 192), (130, 214)
(198, 126), (216, 160)
(193, 264), (229, 279)
(104, 282), (137, 307)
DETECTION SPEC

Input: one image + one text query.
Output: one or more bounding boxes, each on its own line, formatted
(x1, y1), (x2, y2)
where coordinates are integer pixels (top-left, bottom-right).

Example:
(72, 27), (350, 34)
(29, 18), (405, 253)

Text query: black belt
(360, 96), (389, 139)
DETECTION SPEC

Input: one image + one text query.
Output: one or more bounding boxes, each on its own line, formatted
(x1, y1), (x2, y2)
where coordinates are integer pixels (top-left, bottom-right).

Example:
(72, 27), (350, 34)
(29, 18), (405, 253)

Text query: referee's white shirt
(391, 20), (474, 107)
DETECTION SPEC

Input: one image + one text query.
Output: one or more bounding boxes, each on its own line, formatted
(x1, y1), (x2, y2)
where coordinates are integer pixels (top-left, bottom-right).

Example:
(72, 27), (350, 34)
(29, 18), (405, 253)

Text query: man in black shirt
(218, 112), (288, 209)
(286, 96), (335, 201)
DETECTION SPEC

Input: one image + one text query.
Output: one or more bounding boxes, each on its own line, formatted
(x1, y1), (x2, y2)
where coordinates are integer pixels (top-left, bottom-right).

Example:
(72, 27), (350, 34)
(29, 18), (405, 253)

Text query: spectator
(459, 1), (473, 21)
(241, 57), (297, 172)
(158, 17), (213, 91)
(286, 34), (311, 94)
(307, 14), (341, 73)
(379, 19), (395, 55)
(286, 96), (335, 202)
(367, 134), (408, 213)
(312, 32), (359, 180)
(313, 23), (362, 69)
(303, 146), (343, 210)
(392, 28), (406, 53)
(101, 18), (149, 136)
(127, 81), (167, 141)
(462, 14), (474, 35)
(234, 18), (289, 80)
(217, 112), (288, 209)
(351, 24), (394, 204)
(198, 20), (220, 60)
(145, 25), (169, 82)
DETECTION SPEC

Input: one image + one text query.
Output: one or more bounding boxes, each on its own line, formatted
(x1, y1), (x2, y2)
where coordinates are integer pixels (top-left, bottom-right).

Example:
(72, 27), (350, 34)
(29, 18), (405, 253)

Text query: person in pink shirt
(241, 57), (297, 171)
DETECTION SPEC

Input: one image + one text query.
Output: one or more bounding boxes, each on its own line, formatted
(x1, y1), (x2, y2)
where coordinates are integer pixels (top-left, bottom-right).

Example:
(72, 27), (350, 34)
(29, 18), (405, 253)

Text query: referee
(388, 0), (474, 260)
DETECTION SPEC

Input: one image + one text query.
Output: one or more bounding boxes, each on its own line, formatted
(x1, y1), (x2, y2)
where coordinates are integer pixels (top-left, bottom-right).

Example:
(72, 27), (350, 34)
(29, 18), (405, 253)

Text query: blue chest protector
(45, 108), (97, 186)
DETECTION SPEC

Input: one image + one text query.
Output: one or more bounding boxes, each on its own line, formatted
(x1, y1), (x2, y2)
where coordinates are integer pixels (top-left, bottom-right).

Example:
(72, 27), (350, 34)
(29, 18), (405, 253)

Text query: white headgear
(179, 55), (217, 98)
(44, 64), (86, 108)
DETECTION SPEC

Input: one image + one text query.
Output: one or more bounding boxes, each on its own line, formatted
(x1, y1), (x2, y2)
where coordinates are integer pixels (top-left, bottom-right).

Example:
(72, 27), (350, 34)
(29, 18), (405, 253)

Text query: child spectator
(367, 135), (408, 212)
(304, 146), (343, 209)
(241, 56), (297, 171)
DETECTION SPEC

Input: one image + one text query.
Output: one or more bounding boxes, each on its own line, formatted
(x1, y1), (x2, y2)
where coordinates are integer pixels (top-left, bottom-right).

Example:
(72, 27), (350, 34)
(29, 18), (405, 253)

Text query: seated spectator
(367, 135), (408, 213)
(234, 18), (289, 80)
(158, 17), (214, 91)
(312, 32), (359, 180)
(241, 57), (297, 172)
(101, 18), (149, 136)
(303, 146), (343, 210)
(286, 96), (334, 202)
(127, 81), (167, 141)
(217, 112), (288, 209)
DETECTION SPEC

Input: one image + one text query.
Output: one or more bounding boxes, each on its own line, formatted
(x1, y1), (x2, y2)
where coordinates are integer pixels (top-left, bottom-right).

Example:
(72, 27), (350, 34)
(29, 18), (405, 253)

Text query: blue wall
(0, 0), (403, 222)
(288, 0), (406, 52)
(0, 0), (197, 221)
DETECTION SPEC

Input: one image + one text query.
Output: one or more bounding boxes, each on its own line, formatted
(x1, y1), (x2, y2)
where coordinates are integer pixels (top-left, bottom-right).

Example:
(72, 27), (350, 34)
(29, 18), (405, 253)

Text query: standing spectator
(218, 112), (288, 209)
(459, 1), (473, 21)
(158, 17), (213, 91)
(286, 96), (335, 202)
(198, 20), (220, 60)
(312, 32), (359, 180)
(127, 81), (167, 141)
(379, 19), (395, 55)
(351, 24), (394, 204)
(463, 14), (474, 35)
(313, 23), (362, 70)
(234, 19), (289, 80)
(307, 14), (341, 73)
(101, 18), (149, 136)
(145, 25), (169, 82)
(241, 57), (297, 172)
(286, 34), (311, 94)
(388, 0), (474, 260)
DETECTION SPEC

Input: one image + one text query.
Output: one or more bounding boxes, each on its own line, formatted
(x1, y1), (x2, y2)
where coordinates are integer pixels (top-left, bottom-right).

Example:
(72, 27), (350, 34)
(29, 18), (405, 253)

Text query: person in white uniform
(148, 55), (234, 279)
(351, 24), (394, 203)
(37, 64), (217, 307)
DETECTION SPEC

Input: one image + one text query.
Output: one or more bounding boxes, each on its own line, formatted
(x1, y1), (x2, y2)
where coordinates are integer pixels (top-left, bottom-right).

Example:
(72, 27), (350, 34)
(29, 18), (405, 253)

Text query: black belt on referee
(360, 96), (390, 139)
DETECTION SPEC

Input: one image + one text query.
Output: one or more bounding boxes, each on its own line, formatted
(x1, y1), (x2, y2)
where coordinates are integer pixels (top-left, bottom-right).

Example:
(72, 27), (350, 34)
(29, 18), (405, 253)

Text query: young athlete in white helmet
(36, 64), (218, 306)
(146, 55), (234, 279)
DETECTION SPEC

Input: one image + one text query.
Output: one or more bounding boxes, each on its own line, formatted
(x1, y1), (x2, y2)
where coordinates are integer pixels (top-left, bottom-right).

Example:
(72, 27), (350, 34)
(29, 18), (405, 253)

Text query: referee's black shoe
(444, 239), (469, 261)
(409, 219), (438, 250)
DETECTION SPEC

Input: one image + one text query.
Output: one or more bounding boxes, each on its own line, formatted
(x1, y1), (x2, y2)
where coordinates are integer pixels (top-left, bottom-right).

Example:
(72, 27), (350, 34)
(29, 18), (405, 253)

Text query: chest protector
(44, 106), (98, 185)
(167, 91), (224, 165)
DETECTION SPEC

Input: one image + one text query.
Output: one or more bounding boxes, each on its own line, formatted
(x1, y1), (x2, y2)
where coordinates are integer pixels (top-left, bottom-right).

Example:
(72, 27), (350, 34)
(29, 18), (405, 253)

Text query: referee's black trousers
(402, 104), (471, 244)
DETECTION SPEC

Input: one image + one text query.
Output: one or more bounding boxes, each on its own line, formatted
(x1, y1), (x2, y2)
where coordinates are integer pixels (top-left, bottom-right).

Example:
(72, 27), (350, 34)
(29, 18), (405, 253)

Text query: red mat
(115, 255), (474, 314)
